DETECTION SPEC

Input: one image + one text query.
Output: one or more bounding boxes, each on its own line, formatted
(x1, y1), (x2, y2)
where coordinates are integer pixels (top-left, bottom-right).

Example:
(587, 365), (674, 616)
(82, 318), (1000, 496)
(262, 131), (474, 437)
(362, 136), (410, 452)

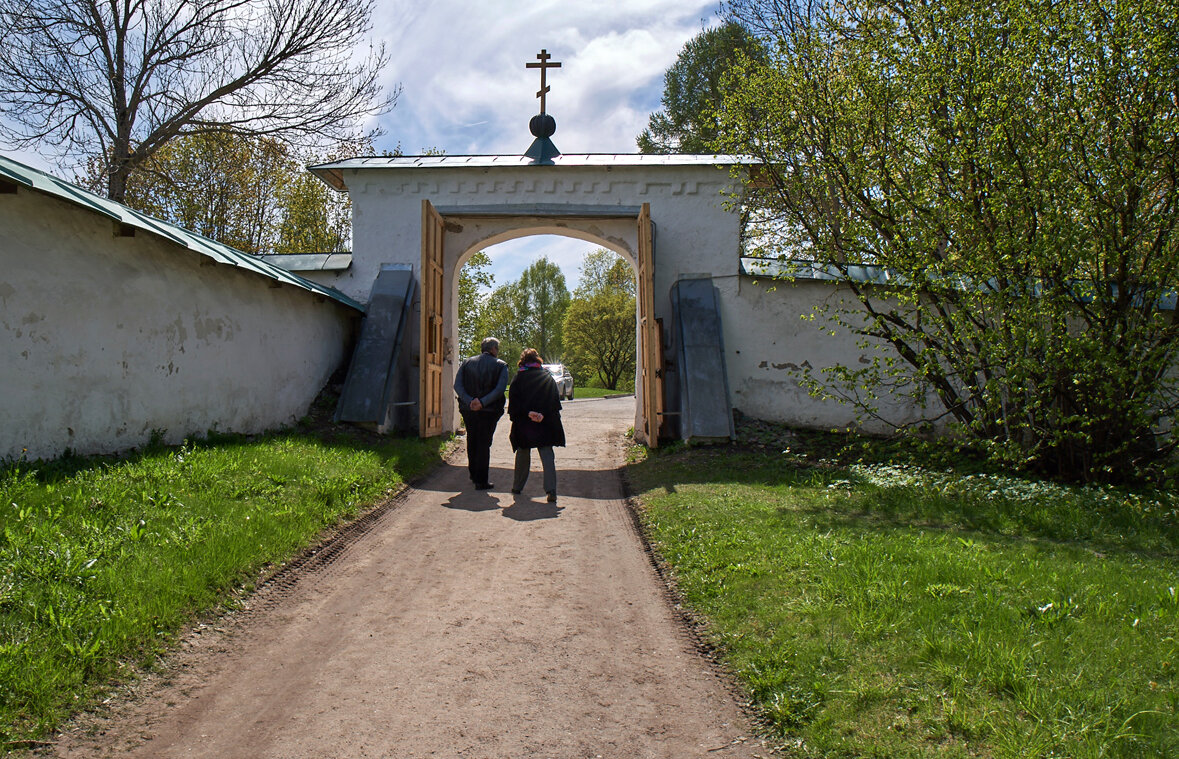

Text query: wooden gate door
(419, 200), (445, 437)
(637, 203), (663, 448)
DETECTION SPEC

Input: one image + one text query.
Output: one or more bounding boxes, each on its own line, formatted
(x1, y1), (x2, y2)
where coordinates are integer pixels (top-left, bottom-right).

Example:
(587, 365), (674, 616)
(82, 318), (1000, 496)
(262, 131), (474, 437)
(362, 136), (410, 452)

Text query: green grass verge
(627, 441), (1178, 757)
(570, 386), (632, 400)
(0, 425), (447, 742)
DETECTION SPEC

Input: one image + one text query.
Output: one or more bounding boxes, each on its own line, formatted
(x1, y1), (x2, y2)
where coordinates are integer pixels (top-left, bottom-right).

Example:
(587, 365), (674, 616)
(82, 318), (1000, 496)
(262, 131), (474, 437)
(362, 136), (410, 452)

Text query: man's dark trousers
(461, 408), (501, 486)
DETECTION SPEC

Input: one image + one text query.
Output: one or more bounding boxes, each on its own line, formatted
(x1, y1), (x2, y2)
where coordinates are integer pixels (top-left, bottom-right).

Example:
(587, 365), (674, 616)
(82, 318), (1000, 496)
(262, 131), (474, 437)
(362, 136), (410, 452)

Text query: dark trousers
(460, 409), (501, 485)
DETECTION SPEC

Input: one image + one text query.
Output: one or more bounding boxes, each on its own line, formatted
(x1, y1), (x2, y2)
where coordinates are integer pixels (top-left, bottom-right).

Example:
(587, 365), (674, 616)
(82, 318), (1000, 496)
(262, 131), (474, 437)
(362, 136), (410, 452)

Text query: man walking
(453, 337), (509, 490)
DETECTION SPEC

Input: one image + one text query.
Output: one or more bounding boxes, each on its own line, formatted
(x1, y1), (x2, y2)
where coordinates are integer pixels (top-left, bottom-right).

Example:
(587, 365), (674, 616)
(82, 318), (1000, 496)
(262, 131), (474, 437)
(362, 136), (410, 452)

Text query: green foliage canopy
(96, 131), (357, 256)
(638, 21), (767, 154)
(574, 248), (636, 299)
(469, 256), (570, 365)
(512, 257), (571, 363)
(720, 0), (1179, 481)
(457, 251), (495, 359)
(564, 250), (637, 390)
(274, 171), (351, 256)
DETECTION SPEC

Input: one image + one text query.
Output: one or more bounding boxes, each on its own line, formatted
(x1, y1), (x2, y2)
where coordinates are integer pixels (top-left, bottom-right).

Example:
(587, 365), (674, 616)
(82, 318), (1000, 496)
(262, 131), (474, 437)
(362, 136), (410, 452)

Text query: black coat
(508, 366), (566, 450)
(454, 352), (508, 414)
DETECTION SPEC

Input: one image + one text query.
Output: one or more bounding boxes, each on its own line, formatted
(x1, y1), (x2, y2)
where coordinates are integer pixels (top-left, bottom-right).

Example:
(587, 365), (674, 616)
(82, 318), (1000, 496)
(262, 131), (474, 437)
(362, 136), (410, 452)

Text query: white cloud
(371, 4), (718, 296)
(371, 0), (719, 156)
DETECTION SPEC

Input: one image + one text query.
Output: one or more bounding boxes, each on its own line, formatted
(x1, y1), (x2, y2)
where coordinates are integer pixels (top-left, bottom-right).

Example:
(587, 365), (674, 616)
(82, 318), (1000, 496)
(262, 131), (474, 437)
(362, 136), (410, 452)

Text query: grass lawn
(570, 385), (633, 400)
(627, 427), (1178, 757)
(0, 411), (447, 742)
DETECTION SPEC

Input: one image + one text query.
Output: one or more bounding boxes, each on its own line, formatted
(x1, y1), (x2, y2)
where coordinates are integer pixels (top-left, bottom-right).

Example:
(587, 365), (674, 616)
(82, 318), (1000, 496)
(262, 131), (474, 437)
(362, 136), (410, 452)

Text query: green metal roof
(739, 256), (1179, 311)
(0, 153), (363, 312)
(259, 253), (353, 271)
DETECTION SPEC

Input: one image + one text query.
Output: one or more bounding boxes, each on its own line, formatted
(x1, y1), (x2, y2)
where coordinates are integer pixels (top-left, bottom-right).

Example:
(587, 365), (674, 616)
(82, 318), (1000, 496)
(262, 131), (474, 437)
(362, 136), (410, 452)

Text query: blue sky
(6, 0), (722, 292)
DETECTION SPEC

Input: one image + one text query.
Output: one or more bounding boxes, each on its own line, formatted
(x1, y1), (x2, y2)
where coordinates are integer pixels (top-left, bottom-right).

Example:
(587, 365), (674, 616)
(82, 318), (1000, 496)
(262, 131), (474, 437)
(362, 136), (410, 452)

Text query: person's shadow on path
(442, 491), (501, 512)
(500, 496), (563, 521)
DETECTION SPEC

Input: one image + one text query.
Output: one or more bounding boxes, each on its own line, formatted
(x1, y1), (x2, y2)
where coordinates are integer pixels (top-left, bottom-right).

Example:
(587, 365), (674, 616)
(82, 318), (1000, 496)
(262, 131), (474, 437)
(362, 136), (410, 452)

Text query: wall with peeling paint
(716, 276), (942, 435)
(0, 187), (358, 461)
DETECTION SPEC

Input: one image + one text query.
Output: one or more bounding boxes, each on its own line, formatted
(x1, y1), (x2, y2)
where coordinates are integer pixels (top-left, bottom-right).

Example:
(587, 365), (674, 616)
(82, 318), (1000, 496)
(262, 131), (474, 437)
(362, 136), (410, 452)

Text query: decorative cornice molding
(360, 177), (728, 198)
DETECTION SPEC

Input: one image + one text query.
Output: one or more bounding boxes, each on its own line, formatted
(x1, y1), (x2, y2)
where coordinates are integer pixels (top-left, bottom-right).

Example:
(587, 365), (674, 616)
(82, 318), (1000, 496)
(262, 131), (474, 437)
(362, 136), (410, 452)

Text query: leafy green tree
(515, 257), (571, 362)
(720, 0), (1179, 481)
(475, 281), (528, 365)
(472, 256), (571, 365)
(274, 171), (350, 255)
(574, 249), (636, 299)
(565, 250), (636, 390)
(637, 21), (766, 154)
(564, 294), (636, 391)
(457, 252), (495, 358)
(97, 130), (359, 256)
(120, 131), (290, 254)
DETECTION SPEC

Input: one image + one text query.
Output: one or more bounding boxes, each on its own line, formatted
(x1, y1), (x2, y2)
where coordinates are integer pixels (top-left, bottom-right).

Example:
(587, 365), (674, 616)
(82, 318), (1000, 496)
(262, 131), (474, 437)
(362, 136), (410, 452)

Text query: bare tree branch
(0, 0), (397, 200)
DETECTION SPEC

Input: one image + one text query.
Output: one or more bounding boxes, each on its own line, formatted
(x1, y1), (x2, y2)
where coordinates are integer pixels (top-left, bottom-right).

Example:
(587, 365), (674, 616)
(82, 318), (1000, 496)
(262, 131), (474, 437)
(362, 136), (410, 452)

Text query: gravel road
(48, 396), (771, 758)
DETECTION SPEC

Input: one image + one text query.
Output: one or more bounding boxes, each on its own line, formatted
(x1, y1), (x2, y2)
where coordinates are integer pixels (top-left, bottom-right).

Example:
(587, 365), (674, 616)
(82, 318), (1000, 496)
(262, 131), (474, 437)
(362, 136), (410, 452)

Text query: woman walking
(508, 348), (566, 503)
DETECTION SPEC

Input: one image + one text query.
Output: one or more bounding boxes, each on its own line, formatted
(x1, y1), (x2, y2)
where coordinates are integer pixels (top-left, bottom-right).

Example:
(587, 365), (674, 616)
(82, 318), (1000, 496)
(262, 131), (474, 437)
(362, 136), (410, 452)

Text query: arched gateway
(303, 152), (750, 447)
(270, 49), (756, 446)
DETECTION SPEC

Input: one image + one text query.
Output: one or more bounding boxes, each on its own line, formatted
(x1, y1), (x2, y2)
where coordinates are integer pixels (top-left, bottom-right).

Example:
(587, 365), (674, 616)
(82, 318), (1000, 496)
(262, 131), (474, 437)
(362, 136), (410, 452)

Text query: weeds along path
(50, 397), (770, 759)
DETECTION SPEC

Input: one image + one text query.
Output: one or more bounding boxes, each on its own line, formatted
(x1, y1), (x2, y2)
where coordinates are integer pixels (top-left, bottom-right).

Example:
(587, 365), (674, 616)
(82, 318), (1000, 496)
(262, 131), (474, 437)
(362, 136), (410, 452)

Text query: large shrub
(722, 0), (1179, 481)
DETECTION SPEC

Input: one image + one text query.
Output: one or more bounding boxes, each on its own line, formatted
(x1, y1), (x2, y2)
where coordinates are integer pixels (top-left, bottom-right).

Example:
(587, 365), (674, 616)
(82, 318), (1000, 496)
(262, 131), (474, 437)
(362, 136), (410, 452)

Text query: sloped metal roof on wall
(259, 253), (353, 272)
(0, 154), (363, 312)
(740, 256), (898, 286)
(739, 256), (1179, 311)
(309, 153), (757, 191)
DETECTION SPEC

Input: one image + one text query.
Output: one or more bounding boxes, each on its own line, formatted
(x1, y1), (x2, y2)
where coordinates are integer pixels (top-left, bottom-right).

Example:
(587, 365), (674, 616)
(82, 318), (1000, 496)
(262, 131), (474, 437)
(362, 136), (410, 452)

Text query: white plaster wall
(325, 163), (743, 303)
(717, 275), (944, 434)
(324, 163), (743, 435)
(0, 188), (358, 461)
(321, 161), (943, 438)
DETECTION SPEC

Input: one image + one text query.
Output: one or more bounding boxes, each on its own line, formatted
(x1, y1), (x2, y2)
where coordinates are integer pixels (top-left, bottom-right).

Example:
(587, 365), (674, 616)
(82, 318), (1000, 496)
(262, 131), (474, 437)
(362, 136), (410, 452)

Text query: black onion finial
(530, 113), (556, 138)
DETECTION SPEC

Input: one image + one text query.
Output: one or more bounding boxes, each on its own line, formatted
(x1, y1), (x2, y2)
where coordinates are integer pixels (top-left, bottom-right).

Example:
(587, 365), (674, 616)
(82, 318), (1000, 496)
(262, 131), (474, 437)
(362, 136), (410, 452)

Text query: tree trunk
(107, 134), (133, 204)
(107, 167), (128, 204)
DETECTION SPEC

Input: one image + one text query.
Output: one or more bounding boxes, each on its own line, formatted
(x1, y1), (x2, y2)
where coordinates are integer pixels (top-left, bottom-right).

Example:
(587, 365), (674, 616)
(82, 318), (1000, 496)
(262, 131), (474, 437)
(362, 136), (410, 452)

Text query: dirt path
(49, 397), (771, 758)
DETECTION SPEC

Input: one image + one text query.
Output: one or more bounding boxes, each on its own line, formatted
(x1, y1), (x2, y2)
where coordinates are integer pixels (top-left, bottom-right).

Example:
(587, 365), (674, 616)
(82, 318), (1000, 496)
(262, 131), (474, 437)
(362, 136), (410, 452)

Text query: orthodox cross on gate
(526, 48), (561, 115)
(523, 48), (561, 164)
